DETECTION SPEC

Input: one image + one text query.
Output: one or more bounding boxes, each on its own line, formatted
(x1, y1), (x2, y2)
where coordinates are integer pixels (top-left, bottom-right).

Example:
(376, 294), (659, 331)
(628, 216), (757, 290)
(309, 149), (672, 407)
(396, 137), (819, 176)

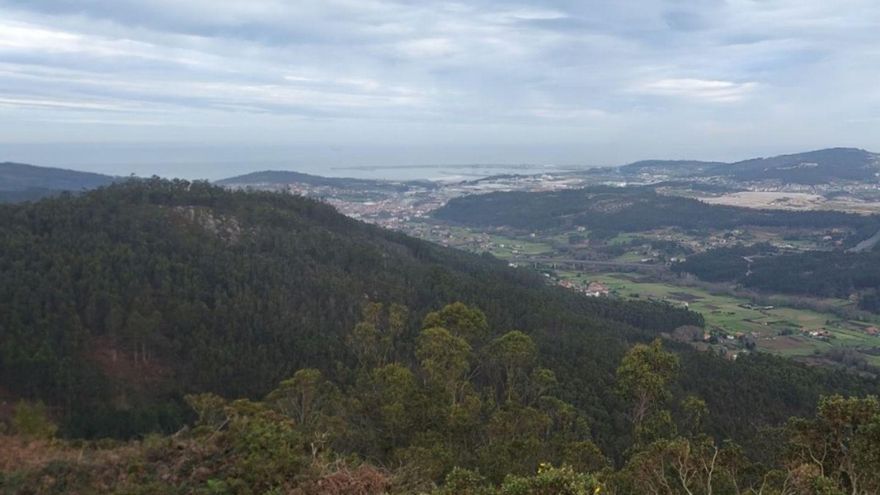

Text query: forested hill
(432, 185), (880, 240)
(2, 180), (878, 468)
(0, 179), (699, 438)
(721, 147), (880, 184)
(617, 147), (880, 184)
(0, 162), (117, 202)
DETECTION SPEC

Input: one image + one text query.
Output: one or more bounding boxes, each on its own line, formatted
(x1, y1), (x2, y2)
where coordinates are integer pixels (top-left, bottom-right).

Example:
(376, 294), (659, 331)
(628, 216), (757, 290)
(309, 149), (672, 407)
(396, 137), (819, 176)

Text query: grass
(423, 223), (880, 367)
(557, 271), (880, 365)
(413, 225), (556, 259)
(485, 234), (554, 259)
(607, 233), (639, 246)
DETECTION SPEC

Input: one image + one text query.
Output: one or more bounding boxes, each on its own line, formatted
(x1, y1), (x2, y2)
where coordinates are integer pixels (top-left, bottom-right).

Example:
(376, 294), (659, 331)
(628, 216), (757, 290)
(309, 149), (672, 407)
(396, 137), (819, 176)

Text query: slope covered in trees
(2, 180), (879, 491)
(617, 147), (880, 184)
(674, 247), (880, 312)
(3, 325), (879, 494)
(432, 186), (880, 240)
(719, 147), (880, 184)
(0, 162), (117, 202)
(0, 180), (702, 439)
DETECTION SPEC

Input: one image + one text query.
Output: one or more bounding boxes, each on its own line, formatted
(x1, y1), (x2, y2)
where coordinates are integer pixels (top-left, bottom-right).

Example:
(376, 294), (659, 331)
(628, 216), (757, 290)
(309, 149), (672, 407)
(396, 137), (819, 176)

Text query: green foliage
(3, 335), (880, 495)
(675, 245), (880, 308)
(11, 400), (57, 439)
(616, 339), (679, 443)
(499, 464), (598, 495)
(433, 185), (879, 238)
(490, 331), (537, 402)
(416, 327), (472, 403)
(3, 181), (880, 495)
(0, 179), (705, 440)
(786, 395), (880, 494)
(222, 400), (306, 491)
(423, 302), (490, 345)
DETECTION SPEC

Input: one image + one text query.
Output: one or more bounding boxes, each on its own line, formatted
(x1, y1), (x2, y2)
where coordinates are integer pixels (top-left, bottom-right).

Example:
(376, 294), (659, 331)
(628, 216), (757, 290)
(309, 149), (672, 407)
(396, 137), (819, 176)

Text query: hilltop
(0, 179), (700, 438)
(619, 147), (880, 184)
(0, 162), (116, 202)
(2, 180), (872, 453)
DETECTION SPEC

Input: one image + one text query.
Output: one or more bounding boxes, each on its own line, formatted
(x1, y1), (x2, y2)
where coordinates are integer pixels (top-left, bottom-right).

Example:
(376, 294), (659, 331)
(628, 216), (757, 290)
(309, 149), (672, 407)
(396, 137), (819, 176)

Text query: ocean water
(0, 143), (597, 181)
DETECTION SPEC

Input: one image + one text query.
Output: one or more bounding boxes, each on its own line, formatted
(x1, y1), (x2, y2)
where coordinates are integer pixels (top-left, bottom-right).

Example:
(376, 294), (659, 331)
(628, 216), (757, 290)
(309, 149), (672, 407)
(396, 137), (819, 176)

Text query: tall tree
(616, 339), (679, 444)
(416, 327), (471, 406)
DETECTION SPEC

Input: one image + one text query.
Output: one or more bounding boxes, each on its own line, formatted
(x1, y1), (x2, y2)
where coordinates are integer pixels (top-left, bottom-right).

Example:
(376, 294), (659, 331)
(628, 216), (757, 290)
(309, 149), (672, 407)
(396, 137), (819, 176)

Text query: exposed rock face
(172, 206), (242, 244)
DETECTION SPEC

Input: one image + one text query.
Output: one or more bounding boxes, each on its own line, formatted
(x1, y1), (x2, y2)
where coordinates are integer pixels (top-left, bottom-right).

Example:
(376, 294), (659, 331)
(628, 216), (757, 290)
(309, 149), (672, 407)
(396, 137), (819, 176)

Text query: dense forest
(0, 179), (699, 440)
(3, 180), (880, 493)
(4, 316), (880, 494)
(432, 186), (880, 241)
(674, 247), (880, 312)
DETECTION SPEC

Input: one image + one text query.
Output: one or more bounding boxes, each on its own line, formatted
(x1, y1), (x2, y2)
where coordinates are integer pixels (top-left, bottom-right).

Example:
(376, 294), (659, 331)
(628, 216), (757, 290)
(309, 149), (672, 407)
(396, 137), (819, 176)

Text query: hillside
(2, 180), (880, 493)
(617, 148), (880, 184)
(0, 179), (702, 438)
(0, 162), (116, 202)
(2, 180), (874, 452)
(721, 147), (880, 184)
(432, 185), (880, 240)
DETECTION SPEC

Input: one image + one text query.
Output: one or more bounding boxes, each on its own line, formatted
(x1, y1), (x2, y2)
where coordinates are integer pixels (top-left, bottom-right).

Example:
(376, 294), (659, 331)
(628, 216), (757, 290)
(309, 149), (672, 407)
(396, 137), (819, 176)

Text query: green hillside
(0, 162), (116, 201)
(2, 180), (880, 494)
(0, 179), (702, 439)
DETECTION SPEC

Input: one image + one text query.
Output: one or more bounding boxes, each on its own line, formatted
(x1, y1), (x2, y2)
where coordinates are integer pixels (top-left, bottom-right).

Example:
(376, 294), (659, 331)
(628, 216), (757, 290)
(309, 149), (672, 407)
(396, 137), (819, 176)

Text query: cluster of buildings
(557, 279), (610, 297)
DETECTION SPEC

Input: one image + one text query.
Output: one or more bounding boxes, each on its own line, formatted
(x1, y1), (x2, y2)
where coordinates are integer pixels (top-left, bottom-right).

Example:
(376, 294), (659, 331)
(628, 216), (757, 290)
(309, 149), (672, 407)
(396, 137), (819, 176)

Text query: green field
(413, 223), (880, 367)
(486, 234), (554, 259)
(558, 271), (880, 365)
(411, 225), (555, 260)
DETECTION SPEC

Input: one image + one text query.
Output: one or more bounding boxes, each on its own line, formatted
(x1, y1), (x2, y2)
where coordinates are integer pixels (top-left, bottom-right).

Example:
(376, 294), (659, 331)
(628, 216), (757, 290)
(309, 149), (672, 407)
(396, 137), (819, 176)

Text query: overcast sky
(1, 0), (879, 178)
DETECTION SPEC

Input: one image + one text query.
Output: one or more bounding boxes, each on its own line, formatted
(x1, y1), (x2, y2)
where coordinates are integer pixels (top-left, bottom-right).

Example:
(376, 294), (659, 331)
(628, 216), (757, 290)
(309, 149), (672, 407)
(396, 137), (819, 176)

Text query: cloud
(0, 0), (878, 172)
(636, 78), (758, 103)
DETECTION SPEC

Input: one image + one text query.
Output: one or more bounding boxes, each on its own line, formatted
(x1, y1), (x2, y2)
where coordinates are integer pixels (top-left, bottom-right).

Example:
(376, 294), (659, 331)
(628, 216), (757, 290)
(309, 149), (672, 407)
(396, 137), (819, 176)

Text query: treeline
(2, 179), (878, 470)
(432, 186), (880, 241)
(0, 179), (698, 440)
(674, 247), (880, 311)
(3, 311), (880, 494)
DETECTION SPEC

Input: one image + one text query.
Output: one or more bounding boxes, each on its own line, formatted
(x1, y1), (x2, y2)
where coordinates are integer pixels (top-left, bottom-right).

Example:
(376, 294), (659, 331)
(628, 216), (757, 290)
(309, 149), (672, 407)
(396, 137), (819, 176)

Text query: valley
(6, 2), (880, 491)
(4, 149), (880, 493)
(215, 148), (880, 374)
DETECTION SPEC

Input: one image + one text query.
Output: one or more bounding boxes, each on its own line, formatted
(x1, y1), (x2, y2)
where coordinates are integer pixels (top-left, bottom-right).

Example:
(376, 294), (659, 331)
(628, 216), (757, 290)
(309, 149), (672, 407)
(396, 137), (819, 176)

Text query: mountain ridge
(619, 147), (879, 184)
(0, 161), (117, 202)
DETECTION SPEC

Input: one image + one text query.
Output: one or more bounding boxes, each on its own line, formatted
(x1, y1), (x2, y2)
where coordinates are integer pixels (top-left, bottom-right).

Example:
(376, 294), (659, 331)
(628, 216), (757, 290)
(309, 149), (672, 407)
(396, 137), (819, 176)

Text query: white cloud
(636, 78), (758, 103)
(0, 0), (879, 169)
(396, 37), (458, 58)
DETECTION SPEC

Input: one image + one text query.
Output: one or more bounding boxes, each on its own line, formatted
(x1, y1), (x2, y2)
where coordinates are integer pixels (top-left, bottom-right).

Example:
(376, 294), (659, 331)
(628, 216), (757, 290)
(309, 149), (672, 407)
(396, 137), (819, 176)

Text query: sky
(0, 0), (879, 179)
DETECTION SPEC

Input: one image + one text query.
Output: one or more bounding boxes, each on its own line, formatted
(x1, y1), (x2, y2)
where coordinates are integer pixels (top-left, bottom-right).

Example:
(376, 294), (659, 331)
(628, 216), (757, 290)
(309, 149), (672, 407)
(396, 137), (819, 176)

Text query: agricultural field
(405, 223), (556, 260)
(485, 233), (554, 259)
(695, 191), (880, 215)
(557, 271), (880, 366)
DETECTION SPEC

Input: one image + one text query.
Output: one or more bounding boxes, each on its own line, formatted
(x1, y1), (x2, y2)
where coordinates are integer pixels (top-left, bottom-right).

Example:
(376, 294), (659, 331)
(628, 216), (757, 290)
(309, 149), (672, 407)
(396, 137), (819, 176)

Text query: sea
(1, 143), (599, 182)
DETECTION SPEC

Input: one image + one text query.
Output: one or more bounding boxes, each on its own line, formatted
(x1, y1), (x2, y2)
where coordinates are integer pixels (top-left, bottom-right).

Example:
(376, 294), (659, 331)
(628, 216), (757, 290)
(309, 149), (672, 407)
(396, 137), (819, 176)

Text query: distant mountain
(619, 148), (880, 184)
(217, 169), (436, 192)
(0, 162), (116, 202)
(719, 148), (880, 184)
(619, 159), (726, 177)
